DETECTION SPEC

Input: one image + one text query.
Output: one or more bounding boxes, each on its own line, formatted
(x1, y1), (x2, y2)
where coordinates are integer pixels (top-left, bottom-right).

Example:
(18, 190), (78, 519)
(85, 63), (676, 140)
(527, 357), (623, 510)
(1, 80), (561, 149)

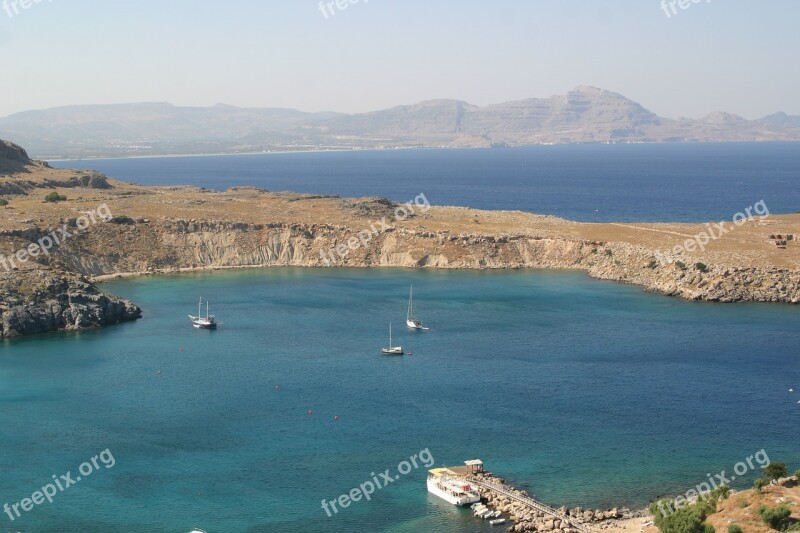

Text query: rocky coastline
(3, 139), (800, 339)
(0, 270), (141, 339)
(468, 470), (649, 533)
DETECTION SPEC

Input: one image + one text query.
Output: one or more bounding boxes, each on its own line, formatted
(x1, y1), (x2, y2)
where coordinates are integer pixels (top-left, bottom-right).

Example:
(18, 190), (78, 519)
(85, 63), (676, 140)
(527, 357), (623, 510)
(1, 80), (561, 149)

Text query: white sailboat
(189, 297), (218, 329)
(381, 323), (404, 355)
(406, 285), (428, 330)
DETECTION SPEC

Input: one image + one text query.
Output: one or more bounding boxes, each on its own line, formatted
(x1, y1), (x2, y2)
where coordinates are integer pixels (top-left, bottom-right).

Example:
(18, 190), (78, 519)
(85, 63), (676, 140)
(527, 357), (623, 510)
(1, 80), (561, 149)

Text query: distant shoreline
(44, 145), (441, 163)
(41, 140), (800, 164)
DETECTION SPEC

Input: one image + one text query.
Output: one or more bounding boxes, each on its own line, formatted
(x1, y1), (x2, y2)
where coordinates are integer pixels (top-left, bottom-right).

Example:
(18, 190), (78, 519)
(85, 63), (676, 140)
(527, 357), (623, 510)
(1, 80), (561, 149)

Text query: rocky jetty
(469, 471), (647, 533)
(0, 270), (141, 339)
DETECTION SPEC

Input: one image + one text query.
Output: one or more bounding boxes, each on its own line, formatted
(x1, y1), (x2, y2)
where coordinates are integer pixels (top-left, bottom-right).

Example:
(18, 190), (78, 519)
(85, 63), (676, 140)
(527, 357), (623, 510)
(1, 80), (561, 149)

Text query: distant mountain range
(1, 86), (798, 159)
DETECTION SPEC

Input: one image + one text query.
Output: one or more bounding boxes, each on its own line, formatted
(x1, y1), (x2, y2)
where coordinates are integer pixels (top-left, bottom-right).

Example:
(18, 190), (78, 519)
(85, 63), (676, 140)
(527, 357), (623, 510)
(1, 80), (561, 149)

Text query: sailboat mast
(206, 301), (209, 320)
(198, 297), (202, 319)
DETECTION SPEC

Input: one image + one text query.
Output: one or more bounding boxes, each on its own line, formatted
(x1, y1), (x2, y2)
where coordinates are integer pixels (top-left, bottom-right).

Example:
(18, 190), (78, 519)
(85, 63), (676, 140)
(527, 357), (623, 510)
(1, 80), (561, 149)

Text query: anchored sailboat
(189, 297), (218, 329)
(406, 285), (428, 330)
(381, 323), (404, 355)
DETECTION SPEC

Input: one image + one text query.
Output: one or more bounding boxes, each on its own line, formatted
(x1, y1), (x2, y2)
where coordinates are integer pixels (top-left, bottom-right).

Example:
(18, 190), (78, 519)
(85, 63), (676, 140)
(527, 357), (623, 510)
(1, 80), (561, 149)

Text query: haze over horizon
(1, 0), (799, 120)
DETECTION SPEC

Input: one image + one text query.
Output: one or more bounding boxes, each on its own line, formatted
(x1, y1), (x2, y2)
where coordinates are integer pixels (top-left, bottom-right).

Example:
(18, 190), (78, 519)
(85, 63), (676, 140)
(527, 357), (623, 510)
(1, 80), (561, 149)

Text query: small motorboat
(489, 518), (506, 526)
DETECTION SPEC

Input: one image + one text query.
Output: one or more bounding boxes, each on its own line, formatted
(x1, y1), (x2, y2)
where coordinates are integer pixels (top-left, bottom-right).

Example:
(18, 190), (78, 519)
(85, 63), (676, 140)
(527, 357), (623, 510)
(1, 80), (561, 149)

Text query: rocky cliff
(2, 144), (800, 338)
(0, 270), (141, 339)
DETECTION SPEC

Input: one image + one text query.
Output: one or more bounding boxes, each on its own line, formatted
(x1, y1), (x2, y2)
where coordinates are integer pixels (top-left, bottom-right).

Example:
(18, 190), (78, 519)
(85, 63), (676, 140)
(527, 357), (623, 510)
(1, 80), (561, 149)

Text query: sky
(0, 0), (798, 120)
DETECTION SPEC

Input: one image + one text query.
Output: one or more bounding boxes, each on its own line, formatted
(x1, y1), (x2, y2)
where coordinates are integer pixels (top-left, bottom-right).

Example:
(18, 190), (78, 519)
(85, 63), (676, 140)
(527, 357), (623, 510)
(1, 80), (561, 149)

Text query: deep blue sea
(1, 145), (797, 532)
(51, 143), (800, 222)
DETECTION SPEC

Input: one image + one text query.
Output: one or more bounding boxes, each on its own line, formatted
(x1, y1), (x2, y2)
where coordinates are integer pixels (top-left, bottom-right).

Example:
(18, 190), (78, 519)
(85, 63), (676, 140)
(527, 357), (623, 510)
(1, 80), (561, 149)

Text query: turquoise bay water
(1, 268), (799, 532)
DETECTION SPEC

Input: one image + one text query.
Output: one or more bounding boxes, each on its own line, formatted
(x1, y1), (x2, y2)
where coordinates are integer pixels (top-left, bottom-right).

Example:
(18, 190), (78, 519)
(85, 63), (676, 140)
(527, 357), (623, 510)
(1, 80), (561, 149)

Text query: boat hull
(427, 478), (481, 506)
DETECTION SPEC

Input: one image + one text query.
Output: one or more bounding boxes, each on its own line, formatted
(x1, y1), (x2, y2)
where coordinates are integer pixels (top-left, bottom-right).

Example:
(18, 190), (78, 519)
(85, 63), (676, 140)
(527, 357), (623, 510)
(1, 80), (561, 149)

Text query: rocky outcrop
(0, 139), (50, 173)
(0, 270), (141, 339)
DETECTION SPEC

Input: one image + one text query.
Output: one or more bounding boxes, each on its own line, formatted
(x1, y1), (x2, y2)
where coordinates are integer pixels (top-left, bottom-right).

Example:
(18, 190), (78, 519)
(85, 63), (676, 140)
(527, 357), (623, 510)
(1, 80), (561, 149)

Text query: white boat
(381, 323), (403, 355)
(490, 518), (506, 526)
(427, 469), (481, 506)
(406, 285), (428, 330)
(189, 297), (218, 329)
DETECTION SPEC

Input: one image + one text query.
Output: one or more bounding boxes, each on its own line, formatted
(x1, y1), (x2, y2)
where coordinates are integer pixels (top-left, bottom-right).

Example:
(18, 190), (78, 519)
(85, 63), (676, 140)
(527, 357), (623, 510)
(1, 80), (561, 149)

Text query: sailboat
(381, 323), (404, 355)
(189, 297), (218, 329)
(406, 285), (428, 330)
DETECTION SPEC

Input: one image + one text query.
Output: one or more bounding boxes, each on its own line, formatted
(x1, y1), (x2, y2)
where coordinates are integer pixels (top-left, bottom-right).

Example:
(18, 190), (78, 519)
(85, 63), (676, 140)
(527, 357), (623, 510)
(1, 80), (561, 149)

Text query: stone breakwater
(0, 270), (141, 339)
(469, 471), (647, 533)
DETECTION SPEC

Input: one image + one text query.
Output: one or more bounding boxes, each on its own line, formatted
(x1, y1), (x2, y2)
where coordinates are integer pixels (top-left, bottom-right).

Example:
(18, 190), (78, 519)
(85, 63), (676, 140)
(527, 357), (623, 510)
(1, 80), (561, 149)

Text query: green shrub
(44, 192), (67, 203)
(0, 198), (8, 206)
(676, 261), (687, 270)
(649, 487), (730, 533)
(728, 525), (743, 533)
(604, 249), (613, 257)
(763, 462), (788, 481)
(695, 262), (709, 272)
(648, 259), (659, 269)
(794, 469), (800, 479)
(759, 505), (792, 530)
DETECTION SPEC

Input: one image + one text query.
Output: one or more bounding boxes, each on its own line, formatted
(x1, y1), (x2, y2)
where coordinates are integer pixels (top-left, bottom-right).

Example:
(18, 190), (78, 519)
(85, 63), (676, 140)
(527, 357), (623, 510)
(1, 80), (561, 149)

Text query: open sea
(51, 142), (800, 222)
(1, 144), (798, 532)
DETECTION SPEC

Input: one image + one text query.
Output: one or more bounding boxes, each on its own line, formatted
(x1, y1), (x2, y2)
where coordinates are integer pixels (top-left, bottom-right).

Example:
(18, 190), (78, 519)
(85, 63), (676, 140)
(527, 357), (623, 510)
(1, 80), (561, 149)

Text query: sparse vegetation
(764, 462), (788, 481)
(676, 261), (687, 270)
(696, 262), (709, 272)
(727, 525), (743, 533)
(0, 198), (8, 206)
(794, 469), (800, 479)
(604, 249), (613, 257)
(758, 504), (792, 531)
(109, 215), (136, 225)
(648, 259), (659, 269)
(44, 192), (67, 203)
(650, 486), (730, 533)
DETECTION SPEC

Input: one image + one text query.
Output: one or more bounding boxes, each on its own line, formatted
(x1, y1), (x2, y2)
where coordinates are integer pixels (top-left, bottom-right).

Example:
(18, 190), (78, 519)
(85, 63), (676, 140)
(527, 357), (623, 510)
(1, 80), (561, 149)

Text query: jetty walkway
(466, 475), (594, 533)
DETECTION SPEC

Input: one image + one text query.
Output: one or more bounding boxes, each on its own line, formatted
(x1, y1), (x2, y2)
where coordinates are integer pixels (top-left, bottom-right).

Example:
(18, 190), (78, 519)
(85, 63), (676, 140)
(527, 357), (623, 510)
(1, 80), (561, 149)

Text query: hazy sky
(0, 0), (798, 119)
